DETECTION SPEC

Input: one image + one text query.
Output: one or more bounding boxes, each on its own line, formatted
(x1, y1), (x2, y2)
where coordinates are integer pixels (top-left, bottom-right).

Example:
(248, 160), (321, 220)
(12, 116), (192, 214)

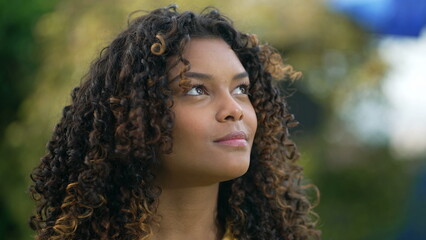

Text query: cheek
(172, 107), (209, 142)
(245, 104), (258, 134)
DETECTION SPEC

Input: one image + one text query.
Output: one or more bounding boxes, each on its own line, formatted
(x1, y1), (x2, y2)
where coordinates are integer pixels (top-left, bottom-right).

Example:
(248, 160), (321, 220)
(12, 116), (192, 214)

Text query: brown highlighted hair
(30, 5), (320, 240)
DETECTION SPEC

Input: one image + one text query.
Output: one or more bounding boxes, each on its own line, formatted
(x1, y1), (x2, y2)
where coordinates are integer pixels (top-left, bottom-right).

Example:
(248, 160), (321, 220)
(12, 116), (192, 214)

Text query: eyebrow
(183, 71), (249, 81)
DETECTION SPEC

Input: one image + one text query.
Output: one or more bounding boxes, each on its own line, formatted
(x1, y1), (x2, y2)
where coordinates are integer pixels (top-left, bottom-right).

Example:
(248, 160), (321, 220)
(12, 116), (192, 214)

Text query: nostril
(225, 115), (235, 121)
(224, 108), (244, 121)
(216, 101), (245, 122)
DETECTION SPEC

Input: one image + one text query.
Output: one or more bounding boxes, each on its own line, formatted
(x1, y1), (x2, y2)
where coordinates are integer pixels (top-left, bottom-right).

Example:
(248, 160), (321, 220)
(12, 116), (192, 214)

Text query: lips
(214, 131), (248, 147)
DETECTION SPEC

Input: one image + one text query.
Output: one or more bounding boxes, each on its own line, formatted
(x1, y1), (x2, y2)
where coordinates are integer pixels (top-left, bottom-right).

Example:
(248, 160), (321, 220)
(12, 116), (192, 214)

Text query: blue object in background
(327, 0), (426, 37)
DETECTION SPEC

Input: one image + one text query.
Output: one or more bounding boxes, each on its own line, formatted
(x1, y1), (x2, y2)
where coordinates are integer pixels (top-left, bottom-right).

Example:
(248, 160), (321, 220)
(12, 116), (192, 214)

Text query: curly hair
(29, 5), (320, 240)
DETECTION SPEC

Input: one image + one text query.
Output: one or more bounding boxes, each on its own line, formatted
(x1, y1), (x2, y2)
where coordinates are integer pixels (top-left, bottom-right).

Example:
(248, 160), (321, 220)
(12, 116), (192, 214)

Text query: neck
(152, 183), (222, 240)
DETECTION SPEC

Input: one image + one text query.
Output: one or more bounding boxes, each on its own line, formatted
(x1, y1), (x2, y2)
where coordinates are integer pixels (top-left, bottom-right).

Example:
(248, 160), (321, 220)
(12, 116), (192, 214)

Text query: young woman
(29, 5), (320, 240)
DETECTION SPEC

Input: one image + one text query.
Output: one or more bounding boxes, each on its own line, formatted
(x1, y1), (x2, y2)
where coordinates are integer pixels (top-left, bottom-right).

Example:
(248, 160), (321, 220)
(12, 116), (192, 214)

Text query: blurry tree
(0, 0), (58, 239)
(0, 0), (418, 239)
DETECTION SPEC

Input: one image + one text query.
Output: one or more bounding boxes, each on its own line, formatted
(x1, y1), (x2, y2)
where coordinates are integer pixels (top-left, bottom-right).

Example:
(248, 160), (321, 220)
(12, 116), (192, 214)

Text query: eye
(232, 84), (249, 95)
(186, 84), (207, 96)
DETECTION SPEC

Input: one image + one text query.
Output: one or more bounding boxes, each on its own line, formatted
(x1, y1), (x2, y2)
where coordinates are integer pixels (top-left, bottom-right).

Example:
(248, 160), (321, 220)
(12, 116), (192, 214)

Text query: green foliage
(0, 0), (59, 239)
(0, 0), (57, 131)
(312, 148), (411, 239)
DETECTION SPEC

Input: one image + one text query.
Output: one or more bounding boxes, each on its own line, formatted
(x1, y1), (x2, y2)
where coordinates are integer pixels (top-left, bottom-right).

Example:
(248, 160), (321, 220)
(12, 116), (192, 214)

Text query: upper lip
(214, 131), (248, 142)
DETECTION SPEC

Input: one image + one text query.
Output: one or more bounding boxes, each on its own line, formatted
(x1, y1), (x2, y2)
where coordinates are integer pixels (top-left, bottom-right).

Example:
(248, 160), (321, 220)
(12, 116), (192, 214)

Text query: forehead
(167, 38), (245, 76)
(181, 37), (232, 58)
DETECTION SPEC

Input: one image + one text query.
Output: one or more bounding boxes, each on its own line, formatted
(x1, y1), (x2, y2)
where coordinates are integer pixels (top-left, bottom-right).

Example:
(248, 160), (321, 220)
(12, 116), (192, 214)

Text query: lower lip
(215, 139), (248, 147)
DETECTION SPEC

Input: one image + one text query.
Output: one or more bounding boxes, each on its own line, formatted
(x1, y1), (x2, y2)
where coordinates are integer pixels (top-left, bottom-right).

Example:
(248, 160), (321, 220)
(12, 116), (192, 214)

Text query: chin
(218, 161), (250, 182)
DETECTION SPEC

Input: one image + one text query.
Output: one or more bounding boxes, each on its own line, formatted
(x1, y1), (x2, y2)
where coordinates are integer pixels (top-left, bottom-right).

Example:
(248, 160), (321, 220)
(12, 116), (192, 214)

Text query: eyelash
(186, 83), (250, 96)
(188, 84), (207, 95)
(237, 83), (250, 95)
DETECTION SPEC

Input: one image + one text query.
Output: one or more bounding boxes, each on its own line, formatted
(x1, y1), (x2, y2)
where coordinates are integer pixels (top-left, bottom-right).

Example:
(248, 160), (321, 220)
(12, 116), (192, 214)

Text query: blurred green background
(1, 0), (425, 239)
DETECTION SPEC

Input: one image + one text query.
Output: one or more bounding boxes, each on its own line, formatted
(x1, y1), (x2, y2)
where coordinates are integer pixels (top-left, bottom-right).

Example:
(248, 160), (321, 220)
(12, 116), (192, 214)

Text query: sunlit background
(1, 0), (425, 239)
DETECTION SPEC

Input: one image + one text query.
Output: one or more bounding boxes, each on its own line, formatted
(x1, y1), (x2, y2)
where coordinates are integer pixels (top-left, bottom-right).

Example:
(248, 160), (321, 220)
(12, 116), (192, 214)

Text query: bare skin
(152, 185), (220, 240)
(152, 38), (257, 240)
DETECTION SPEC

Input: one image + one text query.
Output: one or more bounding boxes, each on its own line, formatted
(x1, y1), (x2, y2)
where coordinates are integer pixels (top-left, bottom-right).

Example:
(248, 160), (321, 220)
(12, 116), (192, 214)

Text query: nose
(215, 94), (244, 122)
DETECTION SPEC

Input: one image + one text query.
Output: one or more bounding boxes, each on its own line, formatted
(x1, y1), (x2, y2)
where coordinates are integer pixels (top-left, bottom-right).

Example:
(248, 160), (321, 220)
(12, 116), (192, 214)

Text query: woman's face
(158, 38), (257, 187)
